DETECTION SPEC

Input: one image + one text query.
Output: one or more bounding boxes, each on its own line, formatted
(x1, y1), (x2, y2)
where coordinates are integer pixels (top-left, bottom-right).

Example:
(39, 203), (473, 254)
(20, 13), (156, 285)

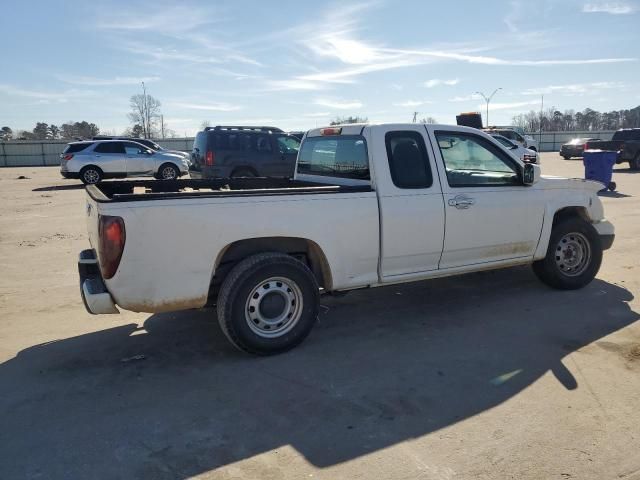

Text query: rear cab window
(297, 135), (369, 180)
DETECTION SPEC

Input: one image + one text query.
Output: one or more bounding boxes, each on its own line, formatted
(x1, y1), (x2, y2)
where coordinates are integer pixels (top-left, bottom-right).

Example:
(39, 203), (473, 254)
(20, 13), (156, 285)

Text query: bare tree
(201, 120), (211, 129)
(329, 116), (368, 126)
(128, 93), (161, 139)
(420, 117), (438, 124)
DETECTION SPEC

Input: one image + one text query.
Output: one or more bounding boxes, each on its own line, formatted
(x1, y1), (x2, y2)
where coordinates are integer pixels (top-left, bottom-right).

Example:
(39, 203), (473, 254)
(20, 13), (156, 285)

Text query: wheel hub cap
(554, 232), (591, 277)
(245, 277), (303, 338)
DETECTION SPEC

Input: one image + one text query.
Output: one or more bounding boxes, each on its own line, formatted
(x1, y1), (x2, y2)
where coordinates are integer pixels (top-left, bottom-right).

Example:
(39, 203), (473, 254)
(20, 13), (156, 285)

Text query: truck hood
(537, 175), (602, 193)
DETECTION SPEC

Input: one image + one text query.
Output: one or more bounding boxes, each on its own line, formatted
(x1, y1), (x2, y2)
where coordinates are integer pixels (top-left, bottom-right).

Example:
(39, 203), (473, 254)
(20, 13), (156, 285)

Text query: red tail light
(205, 150), (215, 166)
(63, 154), (74, 160)
(583, 142), (590, 151)
(321, 127), (342, 136)
(98, 215), (126, 279)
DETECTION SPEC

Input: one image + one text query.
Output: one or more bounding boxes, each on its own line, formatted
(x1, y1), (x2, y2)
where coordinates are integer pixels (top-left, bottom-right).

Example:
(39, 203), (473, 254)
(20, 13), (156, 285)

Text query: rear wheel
(79, 166), (102, 185)
(630, 154), (640, 171)
(532, 217), (602, 290)
(217, 252), (319, 355)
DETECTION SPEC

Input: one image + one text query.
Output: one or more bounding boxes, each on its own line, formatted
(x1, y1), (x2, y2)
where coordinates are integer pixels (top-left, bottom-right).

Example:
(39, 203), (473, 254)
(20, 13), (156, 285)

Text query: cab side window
(435, 132), (520, 187)
(124, 143), (146, 155)
(385, 131), (433, 189)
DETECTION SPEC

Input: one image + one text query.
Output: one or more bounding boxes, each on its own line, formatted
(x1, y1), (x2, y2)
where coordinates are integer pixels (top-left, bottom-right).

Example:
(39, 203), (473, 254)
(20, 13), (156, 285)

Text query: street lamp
(474, 88), (502, 128)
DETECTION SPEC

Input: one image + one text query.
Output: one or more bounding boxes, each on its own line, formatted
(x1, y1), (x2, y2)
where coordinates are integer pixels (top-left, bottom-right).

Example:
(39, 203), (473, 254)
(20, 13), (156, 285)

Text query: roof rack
(206, 126), (284, 133)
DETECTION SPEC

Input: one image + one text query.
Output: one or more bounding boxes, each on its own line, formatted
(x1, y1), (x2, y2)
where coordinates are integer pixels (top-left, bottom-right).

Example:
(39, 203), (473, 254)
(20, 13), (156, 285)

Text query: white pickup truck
(79, 123), (614, 355)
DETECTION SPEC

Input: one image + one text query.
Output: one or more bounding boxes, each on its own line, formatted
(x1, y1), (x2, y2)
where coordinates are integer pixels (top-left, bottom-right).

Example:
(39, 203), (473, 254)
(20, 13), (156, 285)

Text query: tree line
(512, 105), (640, 132)
(0, 121), (100, 141)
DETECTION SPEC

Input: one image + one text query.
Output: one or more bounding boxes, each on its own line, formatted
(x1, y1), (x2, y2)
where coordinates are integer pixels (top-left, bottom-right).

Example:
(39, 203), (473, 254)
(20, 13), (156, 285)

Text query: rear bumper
(79, 249), (119, 314)
(592, 221), (615, 250)
(61, 171), (79, 179)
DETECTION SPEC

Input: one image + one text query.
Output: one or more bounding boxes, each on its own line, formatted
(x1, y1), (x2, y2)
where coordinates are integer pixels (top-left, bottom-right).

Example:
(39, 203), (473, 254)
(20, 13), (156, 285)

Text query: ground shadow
(613, 167), (640, 174)
(0, 267), (637, 479)
(32, 184), (85, 192)
(598, 191), (633, 198)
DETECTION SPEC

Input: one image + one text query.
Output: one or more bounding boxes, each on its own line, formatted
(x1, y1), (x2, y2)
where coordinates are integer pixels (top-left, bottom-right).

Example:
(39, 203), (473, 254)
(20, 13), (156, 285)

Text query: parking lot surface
(1, 153), (639, 480)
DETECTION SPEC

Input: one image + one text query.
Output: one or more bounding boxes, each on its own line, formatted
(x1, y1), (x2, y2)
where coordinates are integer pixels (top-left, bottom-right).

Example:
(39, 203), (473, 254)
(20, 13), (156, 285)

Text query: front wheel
(158, 164), (179, 180)
(217, 253), (319, 355)
(80, 166), (102, 185)
(532, 217), (603, 290)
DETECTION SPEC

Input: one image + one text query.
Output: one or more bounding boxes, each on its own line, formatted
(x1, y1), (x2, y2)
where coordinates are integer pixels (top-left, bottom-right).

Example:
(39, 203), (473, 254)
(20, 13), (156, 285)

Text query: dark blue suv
(190, 126), (302, 178)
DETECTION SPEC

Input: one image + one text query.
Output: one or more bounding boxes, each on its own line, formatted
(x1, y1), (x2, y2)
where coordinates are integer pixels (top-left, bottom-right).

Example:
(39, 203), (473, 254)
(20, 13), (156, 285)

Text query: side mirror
(523, 163), (540, 186)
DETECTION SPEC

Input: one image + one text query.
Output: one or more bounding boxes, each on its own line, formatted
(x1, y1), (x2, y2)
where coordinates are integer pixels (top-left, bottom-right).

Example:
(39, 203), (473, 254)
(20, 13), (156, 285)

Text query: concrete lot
(0, 153), (639, 479)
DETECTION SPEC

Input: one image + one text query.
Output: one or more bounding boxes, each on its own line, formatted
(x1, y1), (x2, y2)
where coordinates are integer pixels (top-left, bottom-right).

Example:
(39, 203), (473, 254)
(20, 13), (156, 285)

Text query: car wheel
(159, 164), (179, 180)
(630, 154), (640, 171)
(562, 155), (571, 160)
(217, 252), (319, 355)
(231, 168), (257, 178)
(79, 166), (102, 185)
(532, 217), (602, 290)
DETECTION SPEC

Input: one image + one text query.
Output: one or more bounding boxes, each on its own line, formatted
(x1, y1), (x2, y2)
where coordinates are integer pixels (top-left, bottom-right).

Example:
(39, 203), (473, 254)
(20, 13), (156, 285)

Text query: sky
(1, 0), (639, 136)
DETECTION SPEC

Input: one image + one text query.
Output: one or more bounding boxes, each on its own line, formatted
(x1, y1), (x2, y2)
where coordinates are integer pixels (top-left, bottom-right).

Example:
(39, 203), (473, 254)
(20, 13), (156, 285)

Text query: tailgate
(85, 191), (100, 251)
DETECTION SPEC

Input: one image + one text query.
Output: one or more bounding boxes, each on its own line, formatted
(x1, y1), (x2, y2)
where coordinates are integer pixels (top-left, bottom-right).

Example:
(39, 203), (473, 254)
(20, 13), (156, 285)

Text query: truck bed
(86, 178), (372, 202)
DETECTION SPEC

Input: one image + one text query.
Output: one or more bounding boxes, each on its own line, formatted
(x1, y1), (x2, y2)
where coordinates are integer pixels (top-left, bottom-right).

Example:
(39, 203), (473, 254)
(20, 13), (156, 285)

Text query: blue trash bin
(583, 150), (617, 192)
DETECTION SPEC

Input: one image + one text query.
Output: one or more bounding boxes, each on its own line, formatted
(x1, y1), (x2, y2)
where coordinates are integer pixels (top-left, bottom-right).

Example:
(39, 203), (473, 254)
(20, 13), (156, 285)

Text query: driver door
(427, 127), (545, 269)
(124, 142), (155, 175)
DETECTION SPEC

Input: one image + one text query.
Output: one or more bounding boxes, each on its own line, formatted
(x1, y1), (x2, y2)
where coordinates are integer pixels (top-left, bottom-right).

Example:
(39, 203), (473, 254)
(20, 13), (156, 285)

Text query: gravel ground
(0, 153), (639, 480)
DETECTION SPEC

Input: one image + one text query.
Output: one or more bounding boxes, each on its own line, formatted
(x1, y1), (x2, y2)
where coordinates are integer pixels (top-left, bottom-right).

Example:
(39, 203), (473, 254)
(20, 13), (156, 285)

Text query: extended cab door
(426, 126), (545, 269)
(92, 141), (126, 173)
(369, 125), (445, 278)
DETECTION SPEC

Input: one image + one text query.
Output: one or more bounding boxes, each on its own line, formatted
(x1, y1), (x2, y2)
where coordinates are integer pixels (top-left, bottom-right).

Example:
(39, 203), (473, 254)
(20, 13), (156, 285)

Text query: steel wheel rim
(245, 276), (303, 338)
(162, 166), (177, 180)
(84, 170), (99, 184)
(554, 232), (591, 277)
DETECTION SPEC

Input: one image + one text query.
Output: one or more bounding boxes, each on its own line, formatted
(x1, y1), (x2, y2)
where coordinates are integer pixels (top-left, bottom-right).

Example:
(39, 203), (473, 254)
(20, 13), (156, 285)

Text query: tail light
(583, 142), (590, 151)
(98, 215), (126, 279)
(63, 154), (73, 160)
(321, 127), (342, 136)
(205, 150), (215, 166)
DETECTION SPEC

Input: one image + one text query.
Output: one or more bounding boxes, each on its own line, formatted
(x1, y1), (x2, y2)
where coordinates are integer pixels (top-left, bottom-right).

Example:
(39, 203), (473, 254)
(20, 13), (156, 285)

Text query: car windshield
(297, 135), (369, 180)
(492, 136), (515, 148)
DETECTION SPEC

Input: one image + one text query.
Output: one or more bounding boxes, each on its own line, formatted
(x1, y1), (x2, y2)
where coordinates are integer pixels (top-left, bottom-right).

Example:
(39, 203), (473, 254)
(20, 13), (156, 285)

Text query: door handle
(448, 195), (475, 209)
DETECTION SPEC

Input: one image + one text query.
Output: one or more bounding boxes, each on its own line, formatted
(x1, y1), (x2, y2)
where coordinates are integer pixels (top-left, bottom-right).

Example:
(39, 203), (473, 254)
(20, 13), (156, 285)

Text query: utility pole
(412, 111), (419, 123)
(161, 115), (165, 139)
(474, 88), (502, 128)
(141, 81), (148, 139)
(539, 94), (544, 136)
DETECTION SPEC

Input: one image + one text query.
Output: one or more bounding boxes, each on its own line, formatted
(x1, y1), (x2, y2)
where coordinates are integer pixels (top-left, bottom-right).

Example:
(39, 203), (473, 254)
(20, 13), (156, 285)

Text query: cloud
(303, 112), (331, 117)
(170, 102), (243, 112)
(449, 94), (481, 102)
(393, 100), (432, 107)
(480, 100), (539, 110)
(314, 98), (363, 109)
(582, 2), (637, 14)
(57, 75), (160, 86)
(424, 78), (460, 88)
(522, 81), (625, 95)
(96, 5), (218, 34)
(264, 79), (328, 91)
(0, 83), (95, 103)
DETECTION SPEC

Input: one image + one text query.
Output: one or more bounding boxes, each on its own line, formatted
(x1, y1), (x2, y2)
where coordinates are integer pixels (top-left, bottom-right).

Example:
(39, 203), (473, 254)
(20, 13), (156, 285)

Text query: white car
(60, 140), (190, 184)
(491, 134), (539, 163)
(78, 123), (614, 355)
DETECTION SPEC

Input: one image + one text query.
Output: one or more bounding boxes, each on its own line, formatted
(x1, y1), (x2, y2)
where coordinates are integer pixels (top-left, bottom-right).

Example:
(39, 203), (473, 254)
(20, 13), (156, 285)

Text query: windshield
(492, 135), (515, 148)
(297, 135), (369, 180)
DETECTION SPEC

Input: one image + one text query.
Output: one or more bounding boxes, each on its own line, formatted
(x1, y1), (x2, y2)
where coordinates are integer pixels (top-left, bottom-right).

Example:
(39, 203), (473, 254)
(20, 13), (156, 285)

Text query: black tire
(230, 168), (257, 178)
(217, 252), (319, 355)
(562, 155), (571, 160)
(630, 154), (640, 171)
(79, 166), (102, 185)
(608, 181), (617, 191)
(532, 217), (603, 290)
(157, 163), (179, 180)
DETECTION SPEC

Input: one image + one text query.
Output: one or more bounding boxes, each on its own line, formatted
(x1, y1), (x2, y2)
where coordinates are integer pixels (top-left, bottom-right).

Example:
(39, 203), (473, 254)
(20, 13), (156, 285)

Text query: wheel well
(230, 166), (258, 177)
(528, 146), (537, 152)
(209, 237), (332, 300)
(158, 162), (179, 171)
(80, 165), (103, 174)
(552, 206), (590, 226)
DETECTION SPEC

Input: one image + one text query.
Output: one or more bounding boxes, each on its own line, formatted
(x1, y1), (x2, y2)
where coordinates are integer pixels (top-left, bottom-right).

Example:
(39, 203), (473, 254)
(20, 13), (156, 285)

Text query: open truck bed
(86, 178), (372, 203)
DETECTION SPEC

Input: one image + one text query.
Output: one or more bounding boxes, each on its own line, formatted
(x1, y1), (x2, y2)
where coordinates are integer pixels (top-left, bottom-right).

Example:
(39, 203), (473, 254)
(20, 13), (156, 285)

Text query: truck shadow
(32, 184), (85, 192)
(0, 267), (637, 479)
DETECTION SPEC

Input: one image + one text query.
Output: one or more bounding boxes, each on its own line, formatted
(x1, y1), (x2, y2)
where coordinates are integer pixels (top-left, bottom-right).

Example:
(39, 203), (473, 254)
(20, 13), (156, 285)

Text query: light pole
(474, 88), (502, 128)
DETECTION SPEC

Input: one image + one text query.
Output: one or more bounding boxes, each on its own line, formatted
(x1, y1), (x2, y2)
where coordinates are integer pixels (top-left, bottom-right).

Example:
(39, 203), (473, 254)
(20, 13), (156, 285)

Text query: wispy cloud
(522, 81), (625, 95)
(424, 78), (460, 88)
(449, 94), (481, 102)
(314, 98), (363, 109)
(0, 83), (95, 103)
(582, 2), (637, 14)
(393, 100), (432, 107)
(263, 79), (328, 91)
(57, 75), (160, 86)
(169, 102), (243, 112)
(479, 100), (540, 111)
(96, 5), (218, 34)
(302, 112), (331, 117)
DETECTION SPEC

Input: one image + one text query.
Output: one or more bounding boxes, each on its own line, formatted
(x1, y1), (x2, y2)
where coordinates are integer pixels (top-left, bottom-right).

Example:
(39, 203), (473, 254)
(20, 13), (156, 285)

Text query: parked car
(189, 126), (301, 179)
(60, 139), (190, 184)
(491, 134), (539, 163)
(559, 138), (600, 159)
(93, 136), (190, 162)
(78, 123), (613, 355)
(485, 128), (538, 151)
(585, 128), (640, 170)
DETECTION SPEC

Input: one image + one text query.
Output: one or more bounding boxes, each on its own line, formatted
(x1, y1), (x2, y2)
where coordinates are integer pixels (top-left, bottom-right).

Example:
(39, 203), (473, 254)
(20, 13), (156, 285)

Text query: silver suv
(60, 140), (190, 184)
